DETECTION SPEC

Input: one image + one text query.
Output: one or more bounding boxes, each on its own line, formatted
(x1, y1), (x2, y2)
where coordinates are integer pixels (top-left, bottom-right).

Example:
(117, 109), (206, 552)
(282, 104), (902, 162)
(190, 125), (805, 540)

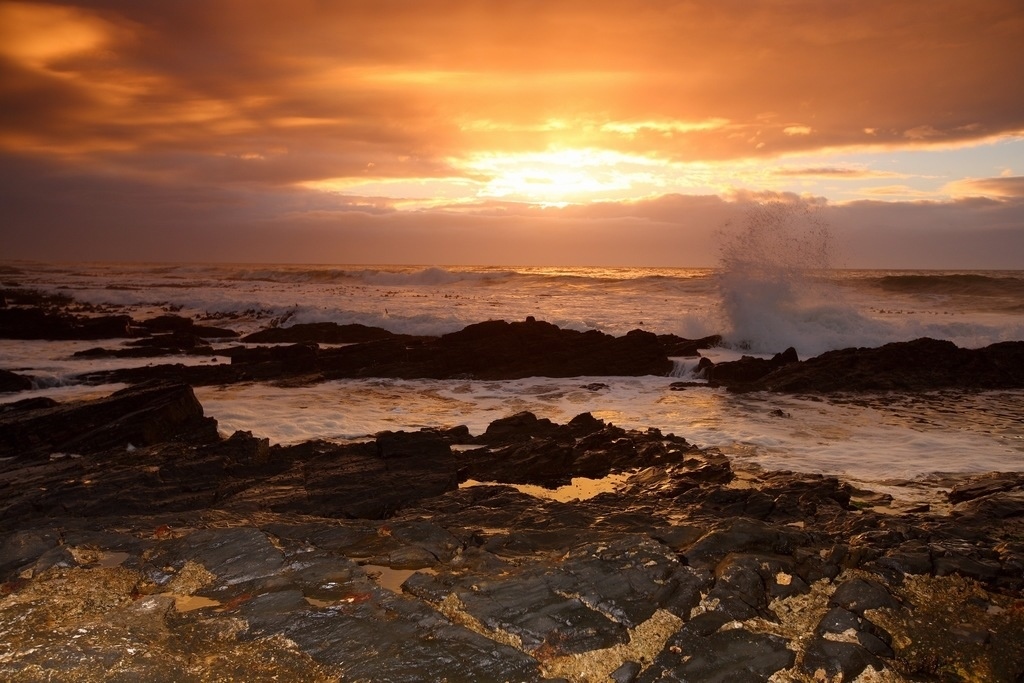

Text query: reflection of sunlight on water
(461, 473), (633, 502)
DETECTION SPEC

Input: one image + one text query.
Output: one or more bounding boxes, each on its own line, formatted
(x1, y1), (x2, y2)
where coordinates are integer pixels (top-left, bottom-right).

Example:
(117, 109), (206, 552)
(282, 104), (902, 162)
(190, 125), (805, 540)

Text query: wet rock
(873, 544), (933, 579)
(140, 314), (238, 338)
(230, 341), (321, 372)
(127, 330), (214, 352)
(656, 333), (723, 357)
(0, 528), (62, 577)
(0, 307), (134, 340)
(949, 471), (1024, 503)
(247, 586), (543, 681)
(0, 380), (218, 461)
(242, 322), (396, 344)
(463, 413), (698, 488)
(801, 638), (886, 681)
(0, 368), (32, 392)
(954, 490), (1024, 527)
(732, 338), (1024, 392)
(642, 627), (794, 683)
(682, 518), (809, 569)
(425, 320), (673, 379)
(3, 392), (1024, 680)
(91, 318), (675, 385)
(376, 430), (452, 460)
(931, 545), (1002, 582)
(158, 528), (285, 598)
(405, 534), (705, 660)
(476, 411), (561, 444)
(705, 346), (799, 387)
(610, 660), (642, 683)
(829, 577), (900, 615)
(0, 396), (58, 413)
(816, 606), (893, 657)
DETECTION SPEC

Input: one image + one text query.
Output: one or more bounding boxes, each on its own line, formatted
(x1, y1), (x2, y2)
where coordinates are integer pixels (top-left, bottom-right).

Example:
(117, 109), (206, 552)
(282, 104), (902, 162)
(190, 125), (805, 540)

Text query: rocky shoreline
(2, 381), (1023, 681)
(3, 293), (1024, 680)
(3, 291), (1024, 392)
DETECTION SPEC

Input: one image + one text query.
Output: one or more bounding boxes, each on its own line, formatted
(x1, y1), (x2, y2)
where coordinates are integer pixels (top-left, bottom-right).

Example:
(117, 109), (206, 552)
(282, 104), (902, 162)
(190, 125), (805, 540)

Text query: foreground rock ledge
(1, 384), (1023, 682)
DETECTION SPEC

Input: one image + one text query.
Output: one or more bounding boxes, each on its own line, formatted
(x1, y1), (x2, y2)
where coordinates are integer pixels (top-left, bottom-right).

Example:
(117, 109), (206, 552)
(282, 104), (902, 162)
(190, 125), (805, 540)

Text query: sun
(459, 148), (669, 206)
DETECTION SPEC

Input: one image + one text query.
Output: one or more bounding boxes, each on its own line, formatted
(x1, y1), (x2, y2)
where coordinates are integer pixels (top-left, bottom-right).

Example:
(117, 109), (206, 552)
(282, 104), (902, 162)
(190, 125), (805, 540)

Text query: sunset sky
(2, 0), (1023, 267)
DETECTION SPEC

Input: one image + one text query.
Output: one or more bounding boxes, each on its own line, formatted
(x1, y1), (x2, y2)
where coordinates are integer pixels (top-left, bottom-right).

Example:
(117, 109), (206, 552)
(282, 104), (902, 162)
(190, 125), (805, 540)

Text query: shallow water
(191, 377), (1024, 490)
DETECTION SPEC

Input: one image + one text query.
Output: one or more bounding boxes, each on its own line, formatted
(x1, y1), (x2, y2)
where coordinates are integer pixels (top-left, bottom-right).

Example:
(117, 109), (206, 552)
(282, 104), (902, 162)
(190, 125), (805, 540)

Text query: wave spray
(716, 199), (876, 356)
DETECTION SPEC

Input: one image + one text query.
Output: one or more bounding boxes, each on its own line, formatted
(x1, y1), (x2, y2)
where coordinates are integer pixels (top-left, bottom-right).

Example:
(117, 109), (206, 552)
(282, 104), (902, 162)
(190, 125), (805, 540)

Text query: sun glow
(459, 148), (671, 206)
(300, 147), (737, 208)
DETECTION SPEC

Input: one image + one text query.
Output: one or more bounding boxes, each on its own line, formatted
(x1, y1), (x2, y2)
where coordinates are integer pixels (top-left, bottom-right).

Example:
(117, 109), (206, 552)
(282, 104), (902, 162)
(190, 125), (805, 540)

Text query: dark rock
(0, 307), (135, 340)
(829, 578), (900, 615)
(932, 549), (1002, 581)
(0, 380), (218, 460)
(140, 314), (238, 338)
(81, 318), (677, 385)
(801, 637), (886, 681)
(229, 342), (320, 372)
(611, 661), (642, 683)
(451, 572), (629, 654)
(477, 411), (560, 444)
(816, 606), (893, 657)
(683, 518), (809, 569)
(732, 338), (1024, 392)
(693, 356), (715, 379)
(705, 347), (798, 387)
(0, 396), (58, 413)
(248, 587), (543, 682)
(158, 528), (284, 598)
(0, 369), (32, 392)
(949, 472), (1024, 503)
(376, 430), (451, 460)
(242, 322), (396, 344)
(424, 320), (673, 379)
(127, 330), (213, 352)
(952, 489), (1024, 533)
(656, 333), (723, 357)
(0, 529), (62, 578)
(644, 628), (794, 683)
(873, 547), (933, 578)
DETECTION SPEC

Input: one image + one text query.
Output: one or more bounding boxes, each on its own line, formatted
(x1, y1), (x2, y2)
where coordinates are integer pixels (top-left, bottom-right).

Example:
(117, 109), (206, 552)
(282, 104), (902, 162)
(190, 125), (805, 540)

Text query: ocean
(2, 261), (1023, 506)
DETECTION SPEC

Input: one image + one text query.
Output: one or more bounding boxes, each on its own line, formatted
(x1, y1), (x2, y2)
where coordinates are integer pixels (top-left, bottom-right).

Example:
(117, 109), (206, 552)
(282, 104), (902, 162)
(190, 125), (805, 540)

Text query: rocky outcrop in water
(74, 317), (677, 385)
(706, 337), (1024, 392)
(241, 322), (397, 344)
(1, 386), (1022, 682)
(0, 369), (32, 392)
(0, 292), (239, 343)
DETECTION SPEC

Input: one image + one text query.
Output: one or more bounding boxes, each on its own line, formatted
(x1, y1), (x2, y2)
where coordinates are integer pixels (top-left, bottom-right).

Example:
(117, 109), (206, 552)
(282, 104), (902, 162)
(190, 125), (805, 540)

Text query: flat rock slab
(1, 387), (1023, 681)
(0, 381), (218, 460)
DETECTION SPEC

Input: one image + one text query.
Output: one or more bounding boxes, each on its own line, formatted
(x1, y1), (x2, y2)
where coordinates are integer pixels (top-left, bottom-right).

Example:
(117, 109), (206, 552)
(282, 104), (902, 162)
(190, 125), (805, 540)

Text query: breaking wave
(715, 201), (888, 357)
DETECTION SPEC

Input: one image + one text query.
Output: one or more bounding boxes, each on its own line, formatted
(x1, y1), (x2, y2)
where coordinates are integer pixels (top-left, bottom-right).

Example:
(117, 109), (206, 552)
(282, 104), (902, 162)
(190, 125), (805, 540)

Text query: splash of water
(716, 200), (878, 356)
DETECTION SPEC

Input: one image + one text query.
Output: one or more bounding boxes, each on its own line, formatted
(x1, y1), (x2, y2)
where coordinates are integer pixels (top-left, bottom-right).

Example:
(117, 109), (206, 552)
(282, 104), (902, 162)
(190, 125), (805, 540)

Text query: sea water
(2, 259), (1023, 499)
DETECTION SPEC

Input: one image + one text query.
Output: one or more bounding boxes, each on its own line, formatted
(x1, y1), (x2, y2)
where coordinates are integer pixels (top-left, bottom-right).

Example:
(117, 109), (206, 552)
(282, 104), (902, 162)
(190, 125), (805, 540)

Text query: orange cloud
(946, 176), (1024, 198)
(2, 0), (1022, 176)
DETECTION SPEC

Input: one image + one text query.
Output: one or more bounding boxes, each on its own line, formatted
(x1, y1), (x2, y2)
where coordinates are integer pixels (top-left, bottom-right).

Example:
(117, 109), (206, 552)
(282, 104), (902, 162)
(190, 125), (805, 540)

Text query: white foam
(711, 201), (1024, 355)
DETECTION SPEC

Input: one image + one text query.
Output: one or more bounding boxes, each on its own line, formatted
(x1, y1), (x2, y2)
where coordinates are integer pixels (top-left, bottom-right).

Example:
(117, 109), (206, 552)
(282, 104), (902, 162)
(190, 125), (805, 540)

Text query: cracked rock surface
(2, 384), (1023, 682)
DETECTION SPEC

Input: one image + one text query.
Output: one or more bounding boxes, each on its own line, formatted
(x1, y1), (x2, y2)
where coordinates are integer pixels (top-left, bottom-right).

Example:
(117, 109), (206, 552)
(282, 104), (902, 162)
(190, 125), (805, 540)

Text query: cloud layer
(1, 0), (1022, 266)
